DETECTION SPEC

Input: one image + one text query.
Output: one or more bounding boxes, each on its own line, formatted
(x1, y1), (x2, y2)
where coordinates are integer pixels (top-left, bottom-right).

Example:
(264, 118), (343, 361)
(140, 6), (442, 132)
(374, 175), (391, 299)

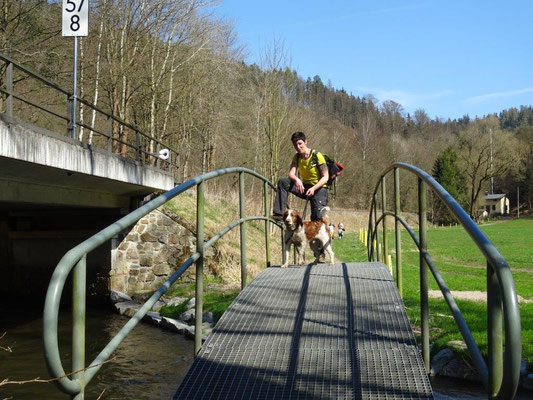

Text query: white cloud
(466, 88), (533, 103)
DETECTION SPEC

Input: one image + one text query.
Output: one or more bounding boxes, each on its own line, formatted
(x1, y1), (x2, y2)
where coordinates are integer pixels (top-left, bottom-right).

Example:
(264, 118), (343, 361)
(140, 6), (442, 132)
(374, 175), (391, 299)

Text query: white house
(478, 193), (510, 218)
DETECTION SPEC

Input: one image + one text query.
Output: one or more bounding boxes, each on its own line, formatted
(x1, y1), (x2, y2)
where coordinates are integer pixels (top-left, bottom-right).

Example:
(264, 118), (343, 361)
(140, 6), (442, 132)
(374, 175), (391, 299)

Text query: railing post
(381, 176), (387, 264)
(418, 177), (430, 372)
(487, 261), (503, 398)
(67, 95), (74, 138)
(106, 117), (113, 152)
(72, 254), (86, 400)
(394, 168), (403, 297)
(135, 130), (141, 161)
(281, 229), (286, 265)
(239, 172), (247, 290)
(373, 194), (380, 262)
(264, 181), (271, 268)
(6, 61), (13, 117)
(156, 142), (161, 168)
(194, 181), (205, 356)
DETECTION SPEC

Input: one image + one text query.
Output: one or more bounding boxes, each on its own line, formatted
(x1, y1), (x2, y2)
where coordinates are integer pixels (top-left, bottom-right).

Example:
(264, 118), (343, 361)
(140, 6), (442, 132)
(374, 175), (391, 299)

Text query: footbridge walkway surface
(175, 262), (433, 399)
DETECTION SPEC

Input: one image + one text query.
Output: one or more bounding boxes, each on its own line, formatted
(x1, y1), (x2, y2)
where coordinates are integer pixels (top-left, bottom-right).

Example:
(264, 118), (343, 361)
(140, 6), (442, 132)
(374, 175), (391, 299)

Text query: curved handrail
(43, 167), (280, 396)
(367, 162), (521, 400)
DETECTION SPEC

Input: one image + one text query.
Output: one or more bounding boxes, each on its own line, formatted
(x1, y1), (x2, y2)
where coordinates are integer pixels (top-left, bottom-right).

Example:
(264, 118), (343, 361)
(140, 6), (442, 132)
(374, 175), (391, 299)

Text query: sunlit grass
(332, 217), (533, 366)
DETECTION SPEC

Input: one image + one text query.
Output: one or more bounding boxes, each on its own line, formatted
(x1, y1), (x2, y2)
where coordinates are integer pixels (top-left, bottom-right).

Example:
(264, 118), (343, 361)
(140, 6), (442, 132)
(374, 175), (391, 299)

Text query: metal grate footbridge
(175, 262), (433, 399)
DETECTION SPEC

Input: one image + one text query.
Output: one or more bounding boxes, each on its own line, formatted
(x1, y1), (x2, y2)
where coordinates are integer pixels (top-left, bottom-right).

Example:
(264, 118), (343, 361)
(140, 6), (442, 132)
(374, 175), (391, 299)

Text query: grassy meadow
(332, 216), (533, 366)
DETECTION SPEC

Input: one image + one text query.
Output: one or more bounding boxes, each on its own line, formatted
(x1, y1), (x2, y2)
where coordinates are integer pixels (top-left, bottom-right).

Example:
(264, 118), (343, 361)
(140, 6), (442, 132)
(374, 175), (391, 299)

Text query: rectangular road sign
(62, 0), (88, 37)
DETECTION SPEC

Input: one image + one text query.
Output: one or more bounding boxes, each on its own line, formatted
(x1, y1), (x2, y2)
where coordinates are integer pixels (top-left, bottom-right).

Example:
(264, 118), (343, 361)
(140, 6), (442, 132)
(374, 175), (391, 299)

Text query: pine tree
(432, 146), (466, 223)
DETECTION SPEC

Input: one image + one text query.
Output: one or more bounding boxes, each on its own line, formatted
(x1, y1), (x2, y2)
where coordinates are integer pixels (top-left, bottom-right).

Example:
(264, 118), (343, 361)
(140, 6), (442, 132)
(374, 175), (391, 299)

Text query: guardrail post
(239, 172), (247, 289)
(394, 167), (402, 297)
(106, 117), (112, 152)
(373, 194), (380, 262)
(381, 176), (388, 264)
(72, 254), (86, 400)
(5, 61), (13, 116)
(135, 130), (141, 161)
(281, 229), (286, 265)
(195, 181), (205, 356)
(487, 261), (503, 398)
(418, 177), (430, 372)
(156, 143), (161, 168)
(67, 95), (74, 138)
(264, 181), (271, 268)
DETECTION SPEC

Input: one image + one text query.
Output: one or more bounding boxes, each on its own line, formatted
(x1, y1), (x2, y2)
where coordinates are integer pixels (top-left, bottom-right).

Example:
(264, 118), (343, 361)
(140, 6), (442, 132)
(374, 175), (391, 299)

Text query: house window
(492, 205), (496, 211)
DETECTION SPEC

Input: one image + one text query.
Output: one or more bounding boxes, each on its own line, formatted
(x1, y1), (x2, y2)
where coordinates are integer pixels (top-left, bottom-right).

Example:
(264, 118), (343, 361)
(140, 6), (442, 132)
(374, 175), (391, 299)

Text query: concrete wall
(0, 115), (174, 192)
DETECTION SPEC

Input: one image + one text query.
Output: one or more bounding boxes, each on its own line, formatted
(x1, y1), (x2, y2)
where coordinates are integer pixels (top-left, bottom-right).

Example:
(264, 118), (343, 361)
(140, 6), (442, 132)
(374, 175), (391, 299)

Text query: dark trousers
(273, 177), (328, 221)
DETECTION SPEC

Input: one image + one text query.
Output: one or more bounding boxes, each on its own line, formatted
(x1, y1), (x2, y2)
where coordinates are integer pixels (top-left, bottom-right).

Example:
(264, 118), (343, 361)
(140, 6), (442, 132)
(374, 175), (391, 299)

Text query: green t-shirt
(292, 150), (327, 186)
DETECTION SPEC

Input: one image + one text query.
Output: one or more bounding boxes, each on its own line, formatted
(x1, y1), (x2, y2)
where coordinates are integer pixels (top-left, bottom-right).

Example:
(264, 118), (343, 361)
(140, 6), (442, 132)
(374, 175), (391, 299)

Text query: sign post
(62, 0), (88, 139)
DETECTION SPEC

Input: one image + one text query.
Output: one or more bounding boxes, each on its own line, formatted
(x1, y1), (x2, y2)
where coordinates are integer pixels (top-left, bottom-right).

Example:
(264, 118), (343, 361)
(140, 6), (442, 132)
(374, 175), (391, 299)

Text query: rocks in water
(160, 317), (195, 336)
(440, 359), (471, 380)
(143, 311), (162, 326)
(430, 348), (454, 376)
(114, 300), (140, 316)
(110, 290), (133, 304)
(430, 344), (533, 392)
(180, 309), (195, 323)
(112, 295), (215, 343)
(180, 309), (214, 324)
(203, 311), (214, 324)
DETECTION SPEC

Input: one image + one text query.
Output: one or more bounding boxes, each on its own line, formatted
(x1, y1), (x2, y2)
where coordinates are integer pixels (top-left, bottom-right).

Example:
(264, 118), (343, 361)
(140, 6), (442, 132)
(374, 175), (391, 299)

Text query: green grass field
(332, 216), (533, 367)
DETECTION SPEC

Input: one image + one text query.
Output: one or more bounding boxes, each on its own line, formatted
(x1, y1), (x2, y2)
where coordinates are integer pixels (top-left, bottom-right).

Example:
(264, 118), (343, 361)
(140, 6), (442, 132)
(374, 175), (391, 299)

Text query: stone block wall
(110, 209), (210, 296)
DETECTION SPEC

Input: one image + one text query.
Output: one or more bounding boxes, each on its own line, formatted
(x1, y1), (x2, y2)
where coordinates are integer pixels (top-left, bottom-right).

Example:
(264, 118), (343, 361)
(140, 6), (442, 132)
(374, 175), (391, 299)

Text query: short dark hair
(291, 131), (306, 143)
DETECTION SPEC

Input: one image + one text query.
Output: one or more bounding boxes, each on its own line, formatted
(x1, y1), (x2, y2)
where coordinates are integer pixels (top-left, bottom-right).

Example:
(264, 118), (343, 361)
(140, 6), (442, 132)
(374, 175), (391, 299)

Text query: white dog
(280, 208), (335, 268)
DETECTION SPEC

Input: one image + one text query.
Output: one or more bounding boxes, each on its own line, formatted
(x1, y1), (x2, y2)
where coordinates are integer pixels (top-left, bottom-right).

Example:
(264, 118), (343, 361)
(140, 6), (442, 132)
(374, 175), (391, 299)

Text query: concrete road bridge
(0, 53), (178, 302)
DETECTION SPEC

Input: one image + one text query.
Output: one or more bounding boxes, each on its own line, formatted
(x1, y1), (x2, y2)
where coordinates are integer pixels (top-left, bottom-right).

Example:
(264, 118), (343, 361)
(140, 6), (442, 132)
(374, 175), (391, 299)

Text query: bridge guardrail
(43, 167), (282, 399)
(0, 52), (179, 174)
(368, 162), (521, 400)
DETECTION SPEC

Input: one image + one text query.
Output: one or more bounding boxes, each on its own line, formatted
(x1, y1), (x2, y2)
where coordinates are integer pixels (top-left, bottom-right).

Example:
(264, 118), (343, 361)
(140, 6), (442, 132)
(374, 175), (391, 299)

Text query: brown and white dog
(280, 208), (335, 268)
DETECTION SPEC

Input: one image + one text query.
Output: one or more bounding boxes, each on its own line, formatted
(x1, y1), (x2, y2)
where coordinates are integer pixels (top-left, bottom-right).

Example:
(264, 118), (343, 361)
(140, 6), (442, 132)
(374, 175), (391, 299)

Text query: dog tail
(320, 206), (330, 220)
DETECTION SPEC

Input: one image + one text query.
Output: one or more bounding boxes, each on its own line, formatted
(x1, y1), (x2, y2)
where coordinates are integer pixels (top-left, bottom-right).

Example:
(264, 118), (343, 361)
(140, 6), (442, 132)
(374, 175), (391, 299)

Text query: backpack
(297, 150), (344, 187)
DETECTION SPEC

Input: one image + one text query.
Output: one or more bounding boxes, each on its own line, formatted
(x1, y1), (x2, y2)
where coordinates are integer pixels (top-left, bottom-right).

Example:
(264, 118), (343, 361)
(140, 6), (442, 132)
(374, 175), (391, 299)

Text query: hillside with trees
(2, 0), (533, 217)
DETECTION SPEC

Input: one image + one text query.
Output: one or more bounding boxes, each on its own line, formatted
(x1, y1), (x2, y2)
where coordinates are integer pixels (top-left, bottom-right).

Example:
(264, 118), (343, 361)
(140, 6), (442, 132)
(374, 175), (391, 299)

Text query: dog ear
(296, 213), (303, 227)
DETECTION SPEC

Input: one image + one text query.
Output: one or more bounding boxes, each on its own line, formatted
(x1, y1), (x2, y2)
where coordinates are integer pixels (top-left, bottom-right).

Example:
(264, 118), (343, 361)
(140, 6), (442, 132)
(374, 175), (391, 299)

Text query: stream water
(0, 306), (530, 399)
(0, 306), (194, 400)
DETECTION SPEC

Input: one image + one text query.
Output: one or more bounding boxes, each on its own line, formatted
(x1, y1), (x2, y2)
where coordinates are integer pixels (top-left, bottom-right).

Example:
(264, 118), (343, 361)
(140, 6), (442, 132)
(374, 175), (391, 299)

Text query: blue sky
(215, 0), (533, 120)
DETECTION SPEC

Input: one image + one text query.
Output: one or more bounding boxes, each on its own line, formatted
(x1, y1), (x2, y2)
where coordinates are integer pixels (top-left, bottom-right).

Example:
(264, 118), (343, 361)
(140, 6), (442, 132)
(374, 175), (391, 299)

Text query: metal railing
(0, 52), (179, 172)
(367, 162), (521, 400)
(43, 167), (282, 399)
